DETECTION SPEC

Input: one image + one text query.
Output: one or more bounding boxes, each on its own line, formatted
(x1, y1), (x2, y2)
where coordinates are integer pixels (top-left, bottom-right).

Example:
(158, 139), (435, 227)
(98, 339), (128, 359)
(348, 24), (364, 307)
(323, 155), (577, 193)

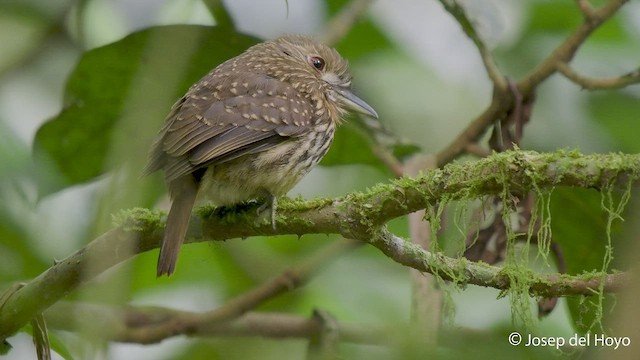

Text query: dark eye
(310, 56), (325, 71)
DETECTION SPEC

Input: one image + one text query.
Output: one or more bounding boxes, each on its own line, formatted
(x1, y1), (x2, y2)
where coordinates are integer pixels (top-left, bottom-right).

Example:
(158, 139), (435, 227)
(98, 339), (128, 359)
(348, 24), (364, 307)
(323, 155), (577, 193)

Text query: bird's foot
(257, 194), (277, 230)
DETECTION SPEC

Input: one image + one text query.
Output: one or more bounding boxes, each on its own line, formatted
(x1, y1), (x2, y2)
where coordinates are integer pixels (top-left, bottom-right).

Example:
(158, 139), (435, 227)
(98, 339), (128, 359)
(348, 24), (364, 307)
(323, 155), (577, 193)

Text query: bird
(144, 34), (378, 276)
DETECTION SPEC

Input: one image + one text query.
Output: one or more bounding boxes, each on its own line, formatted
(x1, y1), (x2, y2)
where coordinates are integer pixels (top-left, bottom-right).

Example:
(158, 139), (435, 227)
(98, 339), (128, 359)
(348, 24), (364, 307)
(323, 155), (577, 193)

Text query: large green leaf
(550, 188), (624, 333)
(321, 121), (420, 171)
(526, 2), (582, 34)
(589, 92), (640, 153)
(325, 0), (394, 59)
(33, 25), (258, 197)
(321, 124), (381, 168)
(0, 1), (62, 75)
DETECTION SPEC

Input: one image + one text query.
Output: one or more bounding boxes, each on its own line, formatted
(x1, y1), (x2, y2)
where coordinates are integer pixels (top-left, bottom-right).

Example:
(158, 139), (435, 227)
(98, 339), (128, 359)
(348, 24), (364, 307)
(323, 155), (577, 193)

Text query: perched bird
(144, 35), (378, 276)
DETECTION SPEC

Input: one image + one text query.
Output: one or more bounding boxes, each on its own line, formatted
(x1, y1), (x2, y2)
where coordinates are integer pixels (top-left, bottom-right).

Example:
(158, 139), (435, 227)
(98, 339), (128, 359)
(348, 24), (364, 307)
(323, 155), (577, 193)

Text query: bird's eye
(310, 56), (325, 71)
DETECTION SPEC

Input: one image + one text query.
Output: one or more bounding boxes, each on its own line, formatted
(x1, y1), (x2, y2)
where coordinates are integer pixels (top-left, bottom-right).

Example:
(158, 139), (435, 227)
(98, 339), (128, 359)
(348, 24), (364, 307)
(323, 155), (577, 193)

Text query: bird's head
(247, 35), (378, 121)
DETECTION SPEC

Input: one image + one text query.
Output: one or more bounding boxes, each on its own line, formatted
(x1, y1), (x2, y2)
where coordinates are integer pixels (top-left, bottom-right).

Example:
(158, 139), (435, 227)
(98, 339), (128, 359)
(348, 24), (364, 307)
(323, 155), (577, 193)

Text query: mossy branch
(0, 150), (637, 341)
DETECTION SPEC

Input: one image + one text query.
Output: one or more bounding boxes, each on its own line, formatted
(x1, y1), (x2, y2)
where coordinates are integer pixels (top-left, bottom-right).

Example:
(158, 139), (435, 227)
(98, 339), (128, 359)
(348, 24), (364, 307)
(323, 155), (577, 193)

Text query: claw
(257, 193), (277, 230)
(270, 196), (277, 230)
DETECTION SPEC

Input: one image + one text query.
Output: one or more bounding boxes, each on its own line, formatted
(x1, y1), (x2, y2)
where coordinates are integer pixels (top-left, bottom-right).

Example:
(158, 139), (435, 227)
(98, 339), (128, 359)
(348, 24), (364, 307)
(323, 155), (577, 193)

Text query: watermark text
(508, 332), (630, 350)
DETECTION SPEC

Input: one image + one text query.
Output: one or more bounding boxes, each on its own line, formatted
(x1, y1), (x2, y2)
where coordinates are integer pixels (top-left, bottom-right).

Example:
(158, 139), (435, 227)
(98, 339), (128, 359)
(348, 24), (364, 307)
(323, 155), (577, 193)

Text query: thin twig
(518, 0), (630, 94)
(43, 301), (505, 347)
(556, 62), (640, 90)
(307, 310), (340, 360)
(103, 238), (360, 344)
(465, 143), (491, 158)
(201, 0), (235, 29)
(321, 0), (375, 46)
(193, 239), (361, 327)
(435, 95), (510, 166)
(371, 144), (405, 177)
(435, 0), (630, 166)
(576, 0), (597, 19)
(436, 0), (507, 90)
(44, 303), (389, 345)
(352, 115), (407, 177)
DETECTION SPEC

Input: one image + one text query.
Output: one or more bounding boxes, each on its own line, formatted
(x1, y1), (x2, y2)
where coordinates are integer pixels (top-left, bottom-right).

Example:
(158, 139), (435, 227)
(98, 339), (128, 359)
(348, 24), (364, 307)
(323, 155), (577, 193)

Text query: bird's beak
(333, 87), (378, 119)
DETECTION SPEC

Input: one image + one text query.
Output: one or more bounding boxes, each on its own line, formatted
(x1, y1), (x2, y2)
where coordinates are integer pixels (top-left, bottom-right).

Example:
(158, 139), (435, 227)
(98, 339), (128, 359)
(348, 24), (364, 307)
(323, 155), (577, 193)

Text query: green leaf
(550, 188), (622, 333)
(526, 1), (628, 42)
(0, 340), (11, 355)
(589, 92), (640, 153)
(0, 121), (30, 182)
(526, 3), (581, 34)
(321, 124), (381, 168)
(33, 25), (258, 198)
(0, 2), (52, 75)
(321, 118), (421, 171)
(325, 0), (393, 59)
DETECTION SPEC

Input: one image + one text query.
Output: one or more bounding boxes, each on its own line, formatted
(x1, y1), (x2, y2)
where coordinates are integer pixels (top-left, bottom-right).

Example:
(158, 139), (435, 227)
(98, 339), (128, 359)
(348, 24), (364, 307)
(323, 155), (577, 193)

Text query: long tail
(157, 176), (199, 276)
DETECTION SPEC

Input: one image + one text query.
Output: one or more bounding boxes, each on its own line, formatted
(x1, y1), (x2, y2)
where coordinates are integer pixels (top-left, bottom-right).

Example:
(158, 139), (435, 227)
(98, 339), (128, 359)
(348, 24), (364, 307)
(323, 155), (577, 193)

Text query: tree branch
(44, 302), (388, 345)
(201, 0), (235, 29)
(320, 0), (375, 46)
(77, 238), (360, 344)
(43, 301), (499, 348)
(556, 62), (640, 90)
(1, 150), (638, 341)
(519, 0), (629, 93)
(369, 230), (627, 298)
(435, 0), (630, 166)
(436, 0), (508, 90)
(576, 0), (598, 18)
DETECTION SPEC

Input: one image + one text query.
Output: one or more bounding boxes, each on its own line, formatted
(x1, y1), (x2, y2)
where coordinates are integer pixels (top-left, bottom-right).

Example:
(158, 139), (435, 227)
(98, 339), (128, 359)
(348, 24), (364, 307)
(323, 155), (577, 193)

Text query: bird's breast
(198, 122), (336, 205)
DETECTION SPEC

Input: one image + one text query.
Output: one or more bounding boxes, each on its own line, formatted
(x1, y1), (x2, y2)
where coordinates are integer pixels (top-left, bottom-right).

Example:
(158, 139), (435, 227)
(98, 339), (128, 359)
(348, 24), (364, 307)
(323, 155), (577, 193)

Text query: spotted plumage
(145, 35), (378, 276)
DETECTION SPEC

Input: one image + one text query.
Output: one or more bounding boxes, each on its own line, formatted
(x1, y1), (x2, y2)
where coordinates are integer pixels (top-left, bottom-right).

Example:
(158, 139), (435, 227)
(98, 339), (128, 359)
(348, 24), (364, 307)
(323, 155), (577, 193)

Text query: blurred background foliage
(0, 0), (639, 359)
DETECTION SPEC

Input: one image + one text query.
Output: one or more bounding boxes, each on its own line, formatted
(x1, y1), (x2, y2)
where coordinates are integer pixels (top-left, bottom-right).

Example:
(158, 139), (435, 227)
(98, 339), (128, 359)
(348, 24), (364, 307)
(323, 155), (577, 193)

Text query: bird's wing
(146, 74), (316, 182)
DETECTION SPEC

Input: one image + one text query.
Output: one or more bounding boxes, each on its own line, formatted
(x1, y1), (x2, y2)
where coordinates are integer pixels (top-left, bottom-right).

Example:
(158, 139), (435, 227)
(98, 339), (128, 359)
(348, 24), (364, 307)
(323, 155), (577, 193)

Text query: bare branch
(436, 0), (629, 166)
(201, 0), (235, 29)
(435, 95), (510, 166)
(576, 0), (598, 19)
(556, 62), (640, 90)
(44, 302), (388, 345)
(436, 0), (507, 90)
(42, 301), (503, 347)
(307, 310), (341, 360)
(518, 0), (630, 94)
(350, 115), (409, 177)
(321, 0), (375, 46)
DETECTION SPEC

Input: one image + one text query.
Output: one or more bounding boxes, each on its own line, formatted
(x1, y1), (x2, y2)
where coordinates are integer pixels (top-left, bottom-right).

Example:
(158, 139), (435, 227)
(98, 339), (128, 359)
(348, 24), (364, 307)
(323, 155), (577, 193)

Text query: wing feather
(145, 74), (316, 182)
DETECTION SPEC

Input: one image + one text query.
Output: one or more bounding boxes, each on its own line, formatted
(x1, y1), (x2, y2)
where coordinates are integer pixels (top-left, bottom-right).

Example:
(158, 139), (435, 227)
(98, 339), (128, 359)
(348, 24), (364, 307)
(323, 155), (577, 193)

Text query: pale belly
(198, 126), (334, 205)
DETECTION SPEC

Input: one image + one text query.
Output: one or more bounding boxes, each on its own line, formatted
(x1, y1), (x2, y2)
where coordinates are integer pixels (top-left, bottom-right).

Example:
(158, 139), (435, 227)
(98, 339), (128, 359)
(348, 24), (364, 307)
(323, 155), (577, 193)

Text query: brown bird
(144, 35), (378, 276)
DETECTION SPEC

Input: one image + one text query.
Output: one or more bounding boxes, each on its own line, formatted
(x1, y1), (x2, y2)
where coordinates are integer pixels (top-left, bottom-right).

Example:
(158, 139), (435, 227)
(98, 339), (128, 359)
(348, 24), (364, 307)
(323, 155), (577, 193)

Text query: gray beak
(333, 87), (378, 119)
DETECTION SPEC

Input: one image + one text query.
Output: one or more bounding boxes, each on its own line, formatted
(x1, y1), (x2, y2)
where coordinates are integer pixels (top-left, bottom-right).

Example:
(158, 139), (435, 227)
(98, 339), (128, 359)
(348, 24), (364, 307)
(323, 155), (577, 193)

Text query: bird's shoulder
(171, 72), (316, 131)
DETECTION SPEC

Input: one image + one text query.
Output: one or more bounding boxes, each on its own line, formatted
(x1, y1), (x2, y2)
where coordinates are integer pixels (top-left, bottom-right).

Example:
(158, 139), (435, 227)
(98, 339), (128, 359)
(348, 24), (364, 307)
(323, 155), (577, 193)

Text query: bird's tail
(157, 176), (199, 276)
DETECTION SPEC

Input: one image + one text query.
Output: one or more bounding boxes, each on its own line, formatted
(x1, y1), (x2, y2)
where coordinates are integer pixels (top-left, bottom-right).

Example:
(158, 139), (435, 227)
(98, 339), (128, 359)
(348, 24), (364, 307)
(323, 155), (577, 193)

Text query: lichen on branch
(1, 150), (637, 342)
